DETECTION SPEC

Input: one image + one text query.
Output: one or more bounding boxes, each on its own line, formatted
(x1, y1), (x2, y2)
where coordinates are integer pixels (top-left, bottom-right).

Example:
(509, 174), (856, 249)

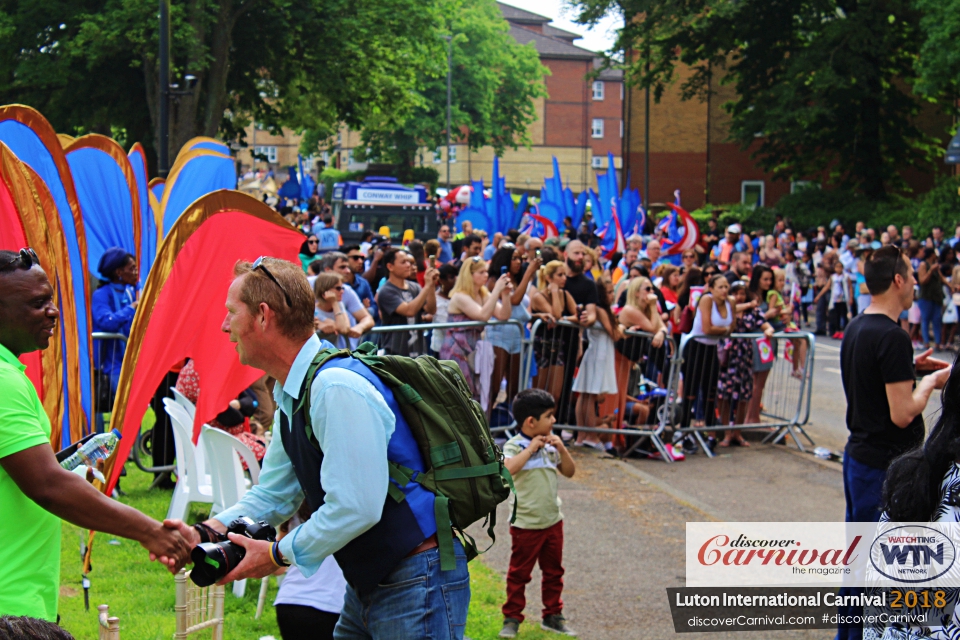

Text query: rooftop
(497, 2), (551, 25)
(508, 23), (595, 60)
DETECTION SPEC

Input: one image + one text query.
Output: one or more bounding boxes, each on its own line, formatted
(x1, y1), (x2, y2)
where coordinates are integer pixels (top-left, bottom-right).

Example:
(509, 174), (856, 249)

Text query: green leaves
(352, 0), (547, 168)
(571, 0), (943, 199)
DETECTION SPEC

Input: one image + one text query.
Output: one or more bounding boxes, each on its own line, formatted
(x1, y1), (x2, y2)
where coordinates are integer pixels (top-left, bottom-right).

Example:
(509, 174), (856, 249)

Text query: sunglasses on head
(252, 256), (292, 308)
(471, 256), (483, 263)
(2, 247), (39, 271)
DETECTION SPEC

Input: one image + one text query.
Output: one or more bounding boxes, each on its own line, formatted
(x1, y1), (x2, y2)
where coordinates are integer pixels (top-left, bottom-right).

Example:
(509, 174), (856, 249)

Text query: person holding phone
(487, 245), (541, 413)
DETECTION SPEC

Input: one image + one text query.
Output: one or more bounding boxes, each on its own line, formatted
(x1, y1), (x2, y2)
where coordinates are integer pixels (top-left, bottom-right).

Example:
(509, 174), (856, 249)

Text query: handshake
(146, 516), (279, 586)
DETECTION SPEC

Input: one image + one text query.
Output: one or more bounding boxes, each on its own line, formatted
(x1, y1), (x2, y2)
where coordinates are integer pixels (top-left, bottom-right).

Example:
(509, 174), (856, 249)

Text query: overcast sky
(498, 0), (622, 54)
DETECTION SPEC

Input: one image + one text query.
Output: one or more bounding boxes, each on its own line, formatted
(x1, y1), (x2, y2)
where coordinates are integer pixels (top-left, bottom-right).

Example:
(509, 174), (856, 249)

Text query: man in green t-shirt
(0, 249), (190, 622)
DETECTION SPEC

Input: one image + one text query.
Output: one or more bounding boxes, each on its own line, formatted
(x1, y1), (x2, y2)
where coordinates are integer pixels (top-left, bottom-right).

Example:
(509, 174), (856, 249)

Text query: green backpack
(299, 342), (515, 570)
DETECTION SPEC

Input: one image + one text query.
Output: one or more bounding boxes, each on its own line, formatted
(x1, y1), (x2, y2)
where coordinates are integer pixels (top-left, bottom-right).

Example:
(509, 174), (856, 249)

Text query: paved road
(805, 335), (947, 454)
(471, 331), (953, 639)
(474, 446), (843, 639)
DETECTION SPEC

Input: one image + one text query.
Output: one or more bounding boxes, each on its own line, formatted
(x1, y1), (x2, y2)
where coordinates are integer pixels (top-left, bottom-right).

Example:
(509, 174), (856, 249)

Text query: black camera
(189, 516), (276, 587)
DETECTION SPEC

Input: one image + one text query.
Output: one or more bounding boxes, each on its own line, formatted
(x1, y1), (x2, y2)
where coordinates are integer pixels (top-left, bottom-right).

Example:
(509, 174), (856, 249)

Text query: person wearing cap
(91, 248), (139, 399)
(710, 224), (748, 268)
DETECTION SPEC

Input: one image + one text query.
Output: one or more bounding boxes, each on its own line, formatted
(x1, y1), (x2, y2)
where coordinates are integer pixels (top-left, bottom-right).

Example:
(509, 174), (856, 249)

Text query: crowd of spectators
(275, 199), (960, 459)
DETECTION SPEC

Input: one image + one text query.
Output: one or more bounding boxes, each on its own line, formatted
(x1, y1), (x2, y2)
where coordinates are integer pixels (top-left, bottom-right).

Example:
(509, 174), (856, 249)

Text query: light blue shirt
(214, 334), (395, 576)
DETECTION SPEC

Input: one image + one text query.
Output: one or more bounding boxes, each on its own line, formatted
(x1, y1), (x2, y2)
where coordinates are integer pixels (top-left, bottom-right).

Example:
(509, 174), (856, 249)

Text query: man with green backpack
(165, 256), (512, 639)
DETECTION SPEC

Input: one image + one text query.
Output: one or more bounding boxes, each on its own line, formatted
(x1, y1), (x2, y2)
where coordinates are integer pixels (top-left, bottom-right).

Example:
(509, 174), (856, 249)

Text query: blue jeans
(334, 539), (470, 640)
(917, 298), (942, 346)
(836, 455), (887, 640)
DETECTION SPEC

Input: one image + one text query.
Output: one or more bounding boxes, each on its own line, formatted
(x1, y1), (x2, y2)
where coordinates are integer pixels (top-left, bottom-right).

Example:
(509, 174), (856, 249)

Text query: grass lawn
(57, 433), (552, 638)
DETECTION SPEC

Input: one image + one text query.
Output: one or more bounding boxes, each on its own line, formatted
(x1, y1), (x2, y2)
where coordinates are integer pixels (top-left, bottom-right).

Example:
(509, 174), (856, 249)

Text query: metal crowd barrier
(350, 318), (816, 464)
(521, 319), (678, 461)
(673, 331), (816, 456)
(368, 319), (530, 430)
(91, 331), (176, 474)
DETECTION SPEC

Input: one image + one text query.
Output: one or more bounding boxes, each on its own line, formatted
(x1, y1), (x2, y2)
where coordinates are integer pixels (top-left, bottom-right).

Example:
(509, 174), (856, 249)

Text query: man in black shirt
(554, 240), (598, 424)
(837, 246), (950, 640)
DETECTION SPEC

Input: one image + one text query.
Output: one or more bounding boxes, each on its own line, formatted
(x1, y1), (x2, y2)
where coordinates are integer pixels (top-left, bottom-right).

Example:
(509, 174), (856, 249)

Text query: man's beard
(566, 258), (583, 275)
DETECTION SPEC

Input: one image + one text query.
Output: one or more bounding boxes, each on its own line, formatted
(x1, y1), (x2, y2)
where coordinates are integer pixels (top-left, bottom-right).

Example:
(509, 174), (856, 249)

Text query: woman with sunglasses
(441, 257), (513, 401)
(312, 273), (356, 349)
(681, 249), (698, 270)
(530, 260), (579, 404)
(299, 235), (320, 273)
(485, 245), (539, 413)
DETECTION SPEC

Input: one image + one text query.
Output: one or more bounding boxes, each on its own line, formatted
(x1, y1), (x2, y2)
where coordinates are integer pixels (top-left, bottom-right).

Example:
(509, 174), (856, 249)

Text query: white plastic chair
(164, 398), (213, 521)
(201, 425), (261, 598)
(171, 386), (197, 421)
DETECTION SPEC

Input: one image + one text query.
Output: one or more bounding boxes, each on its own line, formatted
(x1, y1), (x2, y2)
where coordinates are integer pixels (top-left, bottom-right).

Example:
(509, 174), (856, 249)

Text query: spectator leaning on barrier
(837, 246), (951, 640)
(167, 256), (470, 639)
(376, 248), (438, 357)
(0, 249), (189, 622)
(441, 257), (513, 402)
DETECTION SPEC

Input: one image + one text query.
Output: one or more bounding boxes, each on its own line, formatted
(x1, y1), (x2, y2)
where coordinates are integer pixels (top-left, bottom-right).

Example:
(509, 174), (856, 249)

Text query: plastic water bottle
(60, 429), (122, 472)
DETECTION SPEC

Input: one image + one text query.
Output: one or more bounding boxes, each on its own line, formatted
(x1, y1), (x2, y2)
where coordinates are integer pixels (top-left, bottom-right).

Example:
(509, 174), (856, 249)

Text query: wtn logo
(870, 526), (957, 583)
(879, 544), (946, 565)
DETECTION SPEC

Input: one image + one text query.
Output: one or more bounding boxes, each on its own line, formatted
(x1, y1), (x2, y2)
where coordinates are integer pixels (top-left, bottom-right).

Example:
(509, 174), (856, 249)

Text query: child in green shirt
(499, 389), (576, 638)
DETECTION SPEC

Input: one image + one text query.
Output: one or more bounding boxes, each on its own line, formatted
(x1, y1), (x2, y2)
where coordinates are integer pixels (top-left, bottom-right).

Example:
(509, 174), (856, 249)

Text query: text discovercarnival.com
(667, 522), (960, 632)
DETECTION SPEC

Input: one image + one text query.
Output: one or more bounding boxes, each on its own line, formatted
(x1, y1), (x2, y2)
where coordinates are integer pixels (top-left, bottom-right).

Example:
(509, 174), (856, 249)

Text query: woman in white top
(679, 275), (733, 429)
(572, 277), (621, 449)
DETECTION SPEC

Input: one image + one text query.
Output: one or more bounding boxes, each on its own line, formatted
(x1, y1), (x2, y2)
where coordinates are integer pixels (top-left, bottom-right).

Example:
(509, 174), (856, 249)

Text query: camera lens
(189, 541), (245, 587)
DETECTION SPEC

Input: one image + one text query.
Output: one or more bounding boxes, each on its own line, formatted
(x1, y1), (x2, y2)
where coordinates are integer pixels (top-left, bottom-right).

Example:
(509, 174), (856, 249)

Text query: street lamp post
(444, 35), (453, 192)
(158, 0), (170, 177)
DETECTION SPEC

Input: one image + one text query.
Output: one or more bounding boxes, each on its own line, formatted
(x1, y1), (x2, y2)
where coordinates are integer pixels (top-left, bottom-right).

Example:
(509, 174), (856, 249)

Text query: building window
(591, 156), (605, 168)
(592, 81), (604, 100)
(741, 181), (765, 208)
(620, 83), (624, 100)
(433, 146), (442, 163)
(448, 146), (457, 163)
(790, 180), (819, 194)
(591, 119), (604, 138)
(348, 149), (355, 165)
(254, 146), (277, 163)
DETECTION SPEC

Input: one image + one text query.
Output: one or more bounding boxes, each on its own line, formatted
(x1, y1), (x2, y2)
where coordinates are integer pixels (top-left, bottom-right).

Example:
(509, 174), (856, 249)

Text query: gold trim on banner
(157, 149), (233, 238)
(65, 134), (142, 269)
(0, 105), (93, 436)
(103, 190), (294, 488)
(178, 136), (230, 161)
(56, 133), (75, 148)
(148, 177), (165, 239)
(0, 142), (69, 445)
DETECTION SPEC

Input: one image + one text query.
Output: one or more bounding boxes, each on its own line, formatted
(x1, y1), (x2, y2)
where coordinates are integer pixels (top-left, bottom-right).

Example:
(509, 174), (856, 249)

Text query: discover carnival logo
(869, 526), (956, 583)
(687, 523), (960, 588)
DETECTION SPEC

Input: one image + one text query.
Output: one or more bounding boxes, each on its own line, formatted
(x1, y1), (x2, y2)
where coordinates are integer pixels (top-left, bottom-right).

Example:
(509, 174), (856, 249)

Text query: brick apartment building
(625, 62), (952, 210)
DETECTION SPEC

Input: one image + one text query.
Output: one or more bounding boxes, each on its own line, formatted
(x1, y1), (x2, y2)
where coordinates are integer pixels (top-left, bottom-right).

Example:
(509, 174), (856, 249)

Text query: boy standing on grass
(499, 389), (577, 638)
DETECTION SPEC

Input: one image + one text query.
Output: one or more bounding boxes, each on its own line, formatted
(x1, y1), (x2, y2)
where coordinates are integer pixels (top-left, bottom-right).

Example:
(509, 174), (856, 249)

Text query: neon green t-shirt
(0, 343), (60, 621)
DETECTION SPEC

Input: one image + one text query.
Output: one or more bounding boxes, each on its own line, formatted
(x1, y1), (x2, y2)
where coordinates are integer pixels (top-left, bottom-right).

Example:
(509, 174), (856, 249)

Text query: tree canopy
(348, 0), (548, 169)
(0, 0), (443, 166)
(573, 0), (948, 199)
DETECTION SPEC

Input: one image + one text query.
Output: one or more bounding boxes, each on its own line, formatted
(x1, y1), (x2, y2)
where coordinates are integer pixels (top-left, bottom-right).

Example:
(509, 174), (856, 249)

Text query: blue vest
(279, 356), (437, 595)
